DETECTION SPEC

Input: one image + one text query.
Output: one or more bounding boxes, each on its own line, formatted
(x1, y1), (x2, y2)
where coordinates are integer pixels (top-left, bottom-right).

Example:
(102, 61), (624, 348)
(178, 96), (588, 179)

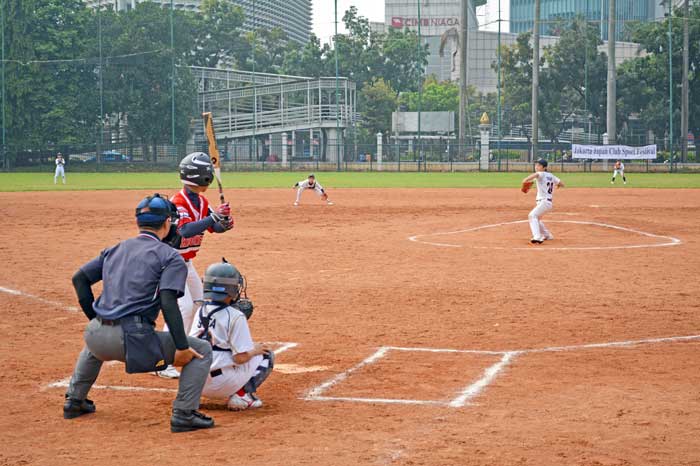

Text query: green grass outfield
(2, 172), (700, 192)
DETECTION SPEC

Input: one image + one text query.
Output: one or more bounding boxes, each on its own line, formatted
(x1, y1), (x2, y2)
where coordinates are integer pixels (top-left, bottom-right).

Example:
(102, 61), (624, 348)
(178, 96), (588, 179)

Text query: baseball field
(2, 172), (699, 465)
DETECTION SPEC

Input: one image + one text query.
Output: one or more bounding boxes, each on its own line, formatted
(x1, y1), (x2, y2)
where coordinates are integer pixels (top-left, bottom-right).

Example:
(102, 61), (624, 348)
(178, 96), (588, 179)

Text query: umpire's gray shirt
(81, 232), (187, 322)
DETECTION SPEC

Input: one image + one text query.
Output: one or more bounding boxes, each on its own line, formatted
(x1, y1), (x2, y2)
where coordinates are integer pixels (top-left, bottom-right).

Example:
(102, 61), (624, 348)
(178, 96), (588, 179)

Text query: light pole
(606, 0), (616, 148)
(1, 0), (6, 166)
(334, 0), (340, 171)
(417, 0), (422, 167)
(170, 0), (175, 146)
(531, 0), (540, 162)
(497, 0), (502, 171)
(681, 0), (689, 162)
(668, 0), (673, 168)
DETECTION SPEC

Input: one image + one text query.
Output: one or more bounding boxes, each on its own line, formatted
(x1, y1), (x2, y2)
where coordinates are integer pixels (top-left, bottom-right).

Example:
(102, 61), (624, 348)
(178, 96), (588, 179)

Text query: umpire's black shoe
(63, 397), (96, 419)
(170, 409), (215, 433)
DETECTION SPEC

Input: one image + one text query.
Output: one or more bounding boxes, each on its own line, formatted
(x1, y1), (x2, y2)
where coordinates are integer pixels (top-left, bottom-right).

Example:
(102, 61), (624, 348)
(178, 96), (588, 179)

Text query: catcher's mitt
(521, 181), (534, 193)
(237, 298), (254, 320)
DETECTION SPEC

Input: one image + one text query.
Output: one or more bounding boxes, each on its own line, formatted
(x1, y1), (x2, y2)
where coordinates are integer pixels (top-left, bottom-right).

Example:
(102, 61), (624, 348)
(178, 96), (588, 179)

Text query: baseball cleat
(170, 409), (215, 433)
(293, 202), (299, 206)
(63, 397), (96, 419)
(530, 238), (544, 244)
(155, 365), (180, 379)
(227, 392), (263, 411)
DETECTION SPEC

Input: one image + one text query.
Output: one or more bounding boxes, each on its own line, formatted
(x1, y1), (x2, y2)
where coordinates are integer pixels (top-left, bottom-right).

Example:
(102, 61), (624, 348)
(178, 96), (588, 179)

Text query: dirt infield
(1, 187), (699, 466)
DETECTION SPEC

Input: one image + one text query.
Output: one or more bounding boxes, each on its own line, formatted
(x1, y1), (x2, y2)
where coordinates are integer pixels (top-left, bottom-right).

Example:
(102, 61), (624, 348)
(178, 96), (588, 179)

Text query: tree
(98, 2), (198, 155)
(497, 33), (535, 142)
(3, 0), (98, 150)
(617, 3), (700, 158)
(191, 0), (247, 68)
(359, 78), (398, 136)
(378, 28), (429, 93)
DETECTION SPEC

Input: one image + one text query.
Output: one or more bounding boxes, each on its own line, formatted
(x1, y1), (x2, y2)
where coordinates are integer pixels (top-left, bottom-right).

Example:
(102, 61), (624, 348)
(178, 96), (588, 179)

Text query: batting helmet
(203, 259), (244, 302)
(179, 152), (213, 187)
(135, 193), (178, 228)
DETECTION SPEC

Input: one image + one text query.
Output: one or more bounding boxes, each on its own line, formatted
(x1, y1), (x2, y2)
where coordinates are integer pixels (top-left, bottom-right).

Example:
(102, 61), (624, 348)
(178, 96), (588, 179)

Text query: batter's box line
(303, 334), (700, 408)
(43, 341), (300, 394)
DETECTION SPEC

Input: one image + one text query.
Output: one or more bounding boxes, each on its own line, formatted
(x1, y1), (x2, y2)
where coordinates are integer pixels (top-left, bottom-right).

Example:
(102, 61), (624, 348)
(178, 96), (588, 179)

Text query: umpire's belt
(97, 315), (151, 326)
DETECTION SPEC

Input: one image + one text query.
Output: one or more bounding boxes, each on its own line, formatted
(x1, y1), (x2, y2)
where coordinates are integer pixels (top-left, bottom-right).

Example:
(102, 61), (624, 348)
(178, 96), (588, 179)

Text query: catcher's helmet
(179, 152), (213, 187)
(135, 193), (178, 228)
(203, 259), (244, 302)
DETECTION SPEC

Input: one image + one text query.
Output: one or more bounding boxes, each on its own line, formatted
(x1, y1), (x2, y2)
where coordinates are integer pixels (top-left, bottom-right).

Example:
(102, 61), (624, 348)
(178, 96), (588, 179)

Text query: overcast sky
(312, 1), (511, 43)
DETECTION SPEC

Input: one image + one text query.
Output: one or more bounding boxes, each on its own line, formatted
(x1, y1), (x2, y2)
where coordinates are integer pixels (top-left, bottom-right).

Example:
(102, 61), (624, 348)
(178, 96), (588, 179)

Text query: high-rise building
(510, 0), (657, 41)
(84, 0), (312, 45)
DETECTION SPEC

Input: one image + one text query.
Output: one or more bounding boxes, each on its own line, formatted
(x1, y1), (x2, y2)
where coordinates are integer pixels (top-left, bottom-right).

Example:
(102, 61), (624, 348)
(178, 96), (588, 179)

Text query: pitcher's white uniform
(54, 156), (66, 184)
(294, 179), (326, 205)
(529, 172), (561, 242)
(189, 303), (272, 400)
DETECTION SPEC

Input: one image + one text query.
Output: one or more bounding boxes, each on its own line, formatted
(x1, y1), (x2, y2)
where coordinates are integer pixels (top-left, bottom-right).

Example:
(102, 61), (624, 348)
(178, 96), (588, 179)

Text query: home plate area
(304, 346), (516, 407)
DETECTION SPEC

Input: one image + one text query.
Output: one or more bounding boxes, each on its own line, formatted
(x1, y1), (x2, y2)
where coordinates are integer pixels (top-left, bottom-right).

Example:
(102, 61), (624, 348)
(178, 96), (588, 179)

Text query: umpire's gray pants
(66, 318), (212, 411)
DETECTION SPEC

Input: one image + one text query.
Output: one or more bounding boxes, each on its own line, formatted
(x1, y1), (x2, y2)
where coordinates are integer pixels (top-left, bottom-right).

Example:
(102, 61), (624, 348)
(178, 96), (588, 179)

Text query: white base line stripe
(43, 341), (300, 392)
(310, 396), (447, 406)
(388, 346), (507, 356)
(0, 286), (79, 312)
(449, 351), (519, 407)
(305, 347), (390, 399)
(408, 220), (682, 251)
(519, 334), (700, 354)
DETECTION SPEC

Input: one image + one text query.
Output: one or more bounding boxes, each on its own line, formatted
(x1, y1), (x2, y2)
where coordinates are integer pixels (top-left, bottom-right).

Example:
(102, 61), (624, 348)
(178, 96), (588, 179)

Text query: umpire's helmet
(179, 152), (213, 187)
(135, 193), (178, 228)
(203, 259), (244, 302)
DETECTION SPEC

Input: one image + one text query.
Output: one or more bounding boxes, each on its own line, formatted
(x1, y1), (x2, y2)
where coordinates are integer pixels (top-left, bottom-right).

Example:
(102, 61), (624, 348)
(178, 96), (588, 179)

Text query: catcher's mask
(203, 258), (244, 302)
(135, 193), (178, 229)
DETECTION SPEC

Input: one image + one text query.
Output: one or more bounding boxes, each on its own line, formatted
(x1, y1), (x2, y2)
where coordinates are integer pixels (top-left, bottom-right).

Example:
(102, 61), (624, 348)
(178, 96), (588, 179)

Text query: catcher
(190, 260), (274, 411)
(521, 159), (565, 244)
(293, 174), (333, 206)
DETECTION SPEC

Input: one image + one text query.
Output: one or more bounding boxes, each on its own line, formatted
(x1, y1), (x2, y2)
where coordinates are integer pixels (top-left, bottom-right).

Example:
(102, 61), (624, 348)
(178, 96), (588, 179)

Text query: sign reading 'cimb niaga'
(391, 17), (460, 28)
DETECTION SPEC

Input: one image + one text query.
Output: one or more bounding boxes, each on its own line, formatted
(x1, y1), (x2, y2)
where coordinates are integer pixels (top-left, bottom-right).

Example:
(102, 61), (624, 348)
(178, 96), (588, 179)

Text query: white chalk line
(0, 285), (79, 312)
(303, 334), (700, 408)
(449, 351), (520, 408)
(43, 341), (302, 393)
(304, 347), (390, 400)
(408, 220), (682, 251)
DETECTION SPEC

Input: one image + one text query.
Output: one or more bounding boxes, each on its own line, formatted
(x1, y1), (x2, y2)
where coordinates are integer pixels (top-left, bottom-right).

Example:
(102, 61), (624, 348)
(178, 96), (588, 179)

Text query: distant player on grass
(54, 153), (66, 185)
(293, 174), (333, 206)
(611, 160), (627, 185)
(522, 159), (565, 244)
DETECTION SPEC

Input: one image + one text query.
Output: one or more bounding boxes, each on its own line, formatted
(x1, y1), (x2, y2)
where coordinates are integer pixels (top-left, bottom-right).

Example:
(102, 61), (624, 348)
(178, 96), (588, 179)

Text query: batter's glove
(521, 181), (533, 193)
(211, 211), (234, 231)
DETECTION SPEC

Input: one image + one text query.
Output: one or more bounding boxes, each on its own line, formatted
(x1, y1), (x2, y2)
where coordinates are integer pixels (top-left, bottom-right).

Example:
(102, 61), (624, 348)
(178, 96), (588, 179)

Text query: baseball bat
(202, 112), (226, 205)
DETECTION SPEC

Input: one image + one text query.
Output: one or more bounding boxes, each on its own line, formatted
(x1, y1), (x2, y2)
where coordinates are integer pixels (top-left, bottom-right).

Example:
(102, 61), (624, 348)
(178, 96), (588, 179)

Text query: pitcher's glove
(237, 298), (254, 320)
(521, 181), (534, 193)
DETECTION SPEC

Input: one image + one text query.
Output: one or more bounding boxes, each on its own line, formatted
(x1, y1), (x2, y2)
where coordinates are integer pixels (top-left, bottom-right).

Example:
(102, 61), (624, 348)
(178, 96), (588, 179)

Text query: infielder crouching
(611, 160), (627, 184)
(522, 159), (565, 244)
(190, 260), (274, 411)
(293, 174), (333, 206)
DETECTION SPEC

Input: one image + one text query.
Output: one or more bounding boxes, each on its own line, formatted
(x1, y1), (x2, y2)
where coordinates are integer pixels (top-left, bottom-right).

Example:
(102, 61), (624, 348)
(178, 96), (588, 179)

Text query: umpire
(63, 193), (214, 433)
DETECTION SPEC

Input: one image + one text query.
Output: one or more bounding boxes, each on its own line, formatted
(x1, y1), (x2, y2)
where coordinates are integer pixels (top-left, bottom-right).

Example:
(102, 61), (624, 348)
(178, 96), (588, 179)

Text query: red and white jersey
(171, 188), (212, 261)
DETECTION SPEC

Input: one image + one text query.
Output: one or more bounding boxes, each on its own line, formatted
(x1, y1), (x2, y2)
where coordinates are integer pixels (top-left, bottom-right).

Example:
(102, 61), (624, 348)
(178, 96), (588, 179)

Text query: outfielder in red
(156, 152), (234, 379)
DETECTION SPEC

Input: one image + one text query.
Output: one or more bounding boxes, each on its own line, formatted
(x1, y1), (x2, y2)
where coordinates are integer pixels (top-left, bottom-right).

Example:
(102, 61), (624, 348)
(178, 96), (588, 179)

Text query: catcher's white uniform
(528, 171), (561, 242)
(189, 303), (273, 401)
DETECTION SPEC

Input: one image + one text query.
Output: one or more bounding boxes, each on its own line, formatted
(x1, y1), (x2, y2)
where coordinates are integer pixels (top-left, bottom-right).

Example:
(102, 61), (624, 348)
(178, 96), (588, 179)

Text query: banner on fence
(572, 144), (657, 160)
